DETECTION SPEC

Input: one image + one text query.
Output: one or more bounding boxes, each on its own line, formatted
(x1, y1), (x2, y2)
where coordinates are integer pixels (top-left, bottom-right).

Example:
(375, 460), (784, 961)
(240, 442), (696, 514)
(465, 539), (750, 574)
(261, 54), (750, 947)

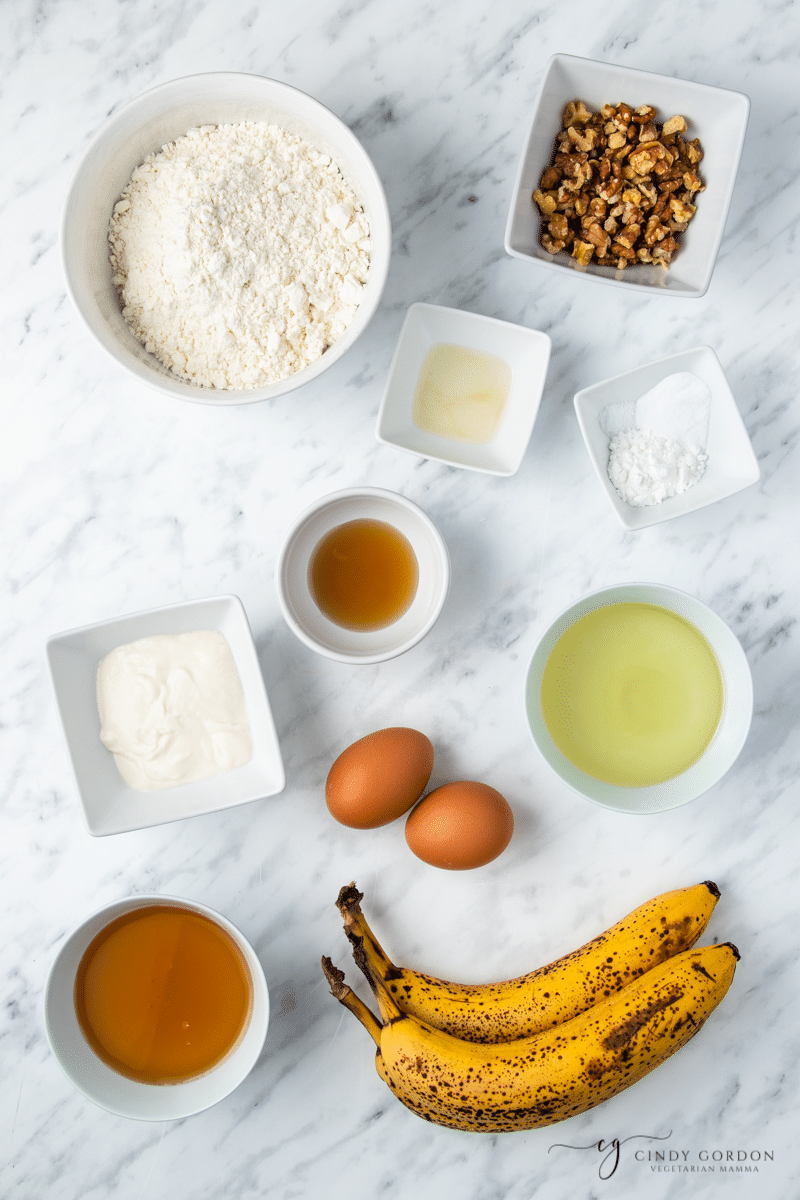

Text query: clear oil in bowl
(541, 602), (724, 788)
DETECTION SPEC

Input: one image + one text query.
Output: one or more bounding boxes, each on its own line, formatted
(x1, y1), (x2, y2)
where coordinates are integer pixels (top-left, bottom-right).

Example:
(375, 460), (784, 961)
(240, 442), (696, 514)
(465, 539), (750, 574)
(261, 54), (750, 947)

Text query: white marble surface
(2, 0), (799, 1196)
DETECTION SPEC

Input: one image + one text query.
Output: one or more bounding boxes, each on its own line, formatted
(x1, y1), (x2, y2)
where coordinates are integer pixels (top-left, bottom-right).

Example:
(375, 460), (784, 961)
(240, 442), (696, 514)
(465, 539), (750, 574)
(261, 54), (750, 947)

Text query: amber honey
(309, 518), (419, 631)
(74, 904), (253, 1085)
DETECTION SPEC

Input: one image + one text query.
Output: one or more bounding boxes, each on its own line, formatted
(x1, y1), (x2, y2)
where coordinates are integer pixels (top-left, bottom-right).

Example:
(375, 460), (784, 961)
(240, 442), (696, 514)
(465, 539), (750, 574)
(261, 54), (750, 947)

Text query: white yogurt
(96, 631), (252, 791)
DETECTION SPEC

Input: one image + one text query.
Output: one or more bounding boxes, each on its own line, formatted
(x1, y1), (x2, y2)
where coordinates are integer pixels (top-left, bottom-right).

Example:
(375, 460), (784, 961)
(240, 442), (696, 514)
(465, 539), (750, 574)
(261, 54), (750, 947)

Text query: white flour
(108, 122), (371, 390)
(601, 373), (711, 507)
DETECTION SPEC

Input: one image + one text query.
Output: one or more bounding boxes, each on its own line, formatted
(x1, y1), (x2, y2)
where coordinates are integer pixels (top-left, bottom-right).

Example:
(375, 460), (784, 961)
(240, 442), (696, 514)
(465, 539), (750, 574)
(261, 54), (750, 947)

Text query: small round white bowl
(276, 487), (450, 664)
(61, 72), (391, 405)
(44, 894), (269, 1120)
(523, 583), (753, 814)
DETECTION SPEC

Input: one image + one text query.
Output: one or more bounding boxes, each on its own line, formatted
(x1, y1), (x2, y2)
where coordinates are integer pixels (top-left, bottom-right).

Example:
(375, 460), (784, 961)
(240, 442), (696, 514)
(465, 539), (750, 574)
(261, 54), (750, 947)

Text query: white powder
(602, 372), (711, 507)
(108, 122), (372, 390)
(608, 429), (707, 506)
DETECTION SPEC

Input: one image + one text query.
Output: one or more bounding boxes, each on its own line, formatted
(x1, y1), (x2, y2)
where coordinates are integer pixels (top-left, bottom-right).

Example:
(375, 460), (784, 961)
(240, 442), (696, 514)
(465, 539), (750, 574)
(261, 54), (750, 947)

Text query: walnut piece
(532, 100), (705, 270)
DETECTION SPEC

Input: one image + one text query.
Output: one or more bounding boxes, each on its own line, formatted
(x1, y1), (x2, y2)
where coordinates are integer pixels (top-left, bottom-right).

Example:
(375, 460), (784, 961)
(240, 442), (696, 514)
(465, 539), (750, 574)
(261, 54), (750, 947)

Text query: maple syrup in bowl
(276, 487), (449, 664)
(44, 895), (269, 1120)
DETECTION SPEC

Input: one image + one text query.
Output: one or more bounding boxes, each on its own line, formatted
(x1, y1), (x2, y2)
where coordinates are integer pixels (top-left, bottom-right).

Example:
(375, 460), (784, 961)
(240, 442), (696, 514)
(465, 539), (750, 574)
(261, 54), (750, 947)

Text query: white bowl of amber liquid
(523, 583), (753, 814)
(275, 487), (450, 664)
(44, 895), (269, 1119)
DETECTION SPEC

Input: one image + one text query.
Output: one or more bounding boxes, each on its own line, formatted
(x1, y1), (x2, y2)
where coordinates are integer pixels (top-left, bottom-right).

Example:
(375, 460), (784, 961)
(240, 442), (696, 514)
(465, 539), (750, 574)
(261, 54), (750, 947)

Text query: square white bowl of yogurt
(376, 303), (551, 476)
(574, 345), (760, 530)
(46, 595), (285, 835)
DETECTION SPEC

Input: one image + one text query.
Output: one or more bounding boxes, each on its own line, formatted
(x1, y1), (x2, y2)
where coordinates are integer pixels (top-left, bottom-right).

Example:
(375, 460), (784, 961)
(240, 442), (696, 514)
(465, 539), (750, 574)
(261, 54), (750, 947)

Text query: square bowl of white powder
(46, 595), (285, 835)
(574, 345), (760, 530)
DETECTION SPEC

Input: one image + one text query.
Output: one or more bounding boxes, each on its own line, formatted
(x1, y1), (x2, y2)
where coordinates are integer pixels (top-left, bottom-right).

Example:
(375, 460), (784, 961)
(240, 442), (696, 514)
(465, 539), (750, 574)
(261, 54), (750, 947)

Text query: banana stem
(336, 882), (398, 993)
(321, 955), (383, 1047)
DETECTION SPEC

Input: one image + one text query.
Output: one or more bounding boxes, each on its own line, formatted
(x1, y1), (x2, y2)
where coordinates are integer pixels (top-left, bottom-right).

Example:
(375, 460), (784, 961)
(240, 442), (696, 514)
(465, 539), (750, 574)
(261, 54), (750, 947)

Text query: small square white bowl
(574, 345), (760, 530)
(376, 303), (551, 476)
(505, 54), (749, 297)
(46, 595), (285, 836)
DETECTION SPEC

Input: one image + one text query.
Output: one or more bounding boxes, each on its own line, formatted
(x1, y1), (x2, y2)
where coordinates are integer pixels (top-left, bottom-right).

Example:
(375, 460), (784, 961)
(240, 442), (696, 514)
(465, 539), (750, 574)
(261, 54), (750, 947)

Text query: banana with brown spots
(322, 942), (739, 1133)
(336, 881), (721, 1043)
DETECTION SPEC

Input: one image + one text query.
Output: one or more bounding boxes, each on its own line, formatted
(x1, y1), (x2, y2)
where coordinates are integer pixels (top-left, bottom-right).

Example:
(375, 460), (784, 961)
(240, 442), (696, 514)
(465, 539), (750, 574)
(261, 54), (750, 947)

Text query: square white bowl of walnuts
(505, 54), (749, 297)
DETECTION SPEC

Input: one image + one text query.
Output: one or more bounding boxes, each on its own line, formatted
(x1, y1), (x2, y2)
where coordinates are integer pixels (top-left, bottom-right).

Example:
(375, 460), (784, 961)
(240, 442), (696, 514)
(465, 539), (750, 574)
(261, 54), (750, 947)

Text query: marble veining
(2, 0), (800, 1197)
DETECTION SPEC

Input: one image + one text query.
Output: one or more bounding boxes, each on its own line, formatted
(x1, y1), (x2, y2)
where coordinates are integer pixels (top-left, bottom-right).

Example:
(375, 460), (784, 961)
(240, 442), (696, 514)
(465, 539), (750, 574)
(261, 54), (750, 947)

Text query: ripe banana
(322, 942), (739, 1133)
(337, 880), (720, 1042)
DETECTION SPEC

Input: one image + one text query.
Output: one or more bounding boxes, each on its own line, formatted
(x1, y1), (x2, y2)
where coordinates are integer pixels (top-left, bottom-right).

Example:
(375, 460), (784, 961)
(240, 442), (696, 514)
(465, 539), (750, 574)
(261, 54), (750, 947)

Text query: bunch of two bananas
(322, 881), (738, 1133)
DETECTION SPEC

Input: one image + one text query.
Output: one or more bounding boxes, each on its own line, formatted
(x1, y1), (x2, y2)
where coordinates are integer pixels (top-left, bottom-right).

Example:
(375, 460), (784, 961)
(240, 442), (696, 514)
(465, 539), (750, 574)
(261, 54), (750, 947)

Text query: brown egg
(325, 727), (434, 829)
(405, 781), (514, 870)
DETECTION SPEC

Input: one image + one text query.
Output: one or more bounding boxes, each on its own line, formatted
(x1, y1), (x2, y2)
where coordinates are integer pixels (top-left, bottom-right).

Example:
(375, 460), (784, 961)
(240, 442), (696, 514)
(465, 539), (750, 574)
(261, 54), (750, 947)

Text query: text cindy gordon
(638, 1149), (773, 1172)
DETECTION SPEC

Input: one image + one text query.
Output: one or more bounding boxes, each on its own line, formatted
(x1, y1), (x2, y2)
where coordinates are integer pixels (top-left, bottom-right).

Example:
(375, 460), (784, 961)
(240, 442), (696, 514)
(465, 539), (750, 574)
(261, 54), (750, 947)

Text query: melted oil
(309, 518), (418, 631)
(412, 343), (511, 443)
(74, 905), (253, 1085)
(541, 602), (724, 787)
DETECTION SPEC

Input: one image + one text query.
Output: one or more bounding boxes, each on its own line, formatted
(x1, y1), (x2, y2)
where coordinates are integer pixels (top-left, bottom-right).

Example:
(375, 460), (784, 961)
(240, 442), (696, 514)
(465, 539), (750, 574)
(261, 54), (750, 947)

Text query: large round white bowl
(523, 583), (753, 814)
(44, 894), (269, 1120)
(276, 487), (450, 664)
(61, 72), (391, 405)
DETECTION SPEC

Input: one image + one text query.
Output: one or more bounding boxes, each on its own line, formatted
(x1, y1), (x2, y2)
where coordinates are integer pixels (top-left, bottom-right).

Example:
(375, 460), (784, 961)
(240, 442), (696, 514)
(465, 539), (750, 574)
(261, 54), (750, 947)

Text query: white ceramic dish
(276, 487), (449, 664)
(44, 894), (269, 1120)
(61, 71), (391, 405)
(574, 345), (760, 529)
(523, 583), (753, 815)
(45, 595), (285, 836)
(376, 303), (550, 476)
(505, 54), (749, 297)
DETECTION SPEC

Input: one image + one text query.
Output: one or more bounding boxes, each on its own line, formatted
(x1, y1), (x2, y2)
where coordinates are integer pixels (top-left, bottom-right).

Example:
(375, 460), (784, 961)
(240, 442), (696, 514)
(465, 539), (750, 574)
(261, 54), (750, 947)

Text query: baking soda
(601, 372), (711, 507)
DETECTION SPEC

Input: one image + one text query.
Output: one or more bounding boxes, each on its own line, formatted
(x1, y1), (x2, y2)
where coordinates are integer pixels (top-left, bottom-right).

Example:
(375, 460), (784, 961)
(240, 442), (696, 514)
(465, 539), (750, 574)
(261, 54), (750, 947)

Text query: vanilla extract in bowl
(308, 518), (419, 631)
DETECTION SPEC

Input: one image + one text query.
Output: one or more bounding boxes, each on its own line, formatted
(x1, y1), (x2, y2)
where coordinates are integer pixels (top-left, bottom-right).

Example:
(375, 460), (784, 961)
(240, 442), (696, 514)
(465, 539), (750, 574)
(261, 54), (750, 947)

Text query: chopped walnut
(572, 239), (594, 267)
(662, 114), (688, 136)
(585, 222), (611, 256)
(532, 99), (704, 270)
(532, 188), (558, 216)
(542, 233), (566, 254)
(562, 100), (593, 126)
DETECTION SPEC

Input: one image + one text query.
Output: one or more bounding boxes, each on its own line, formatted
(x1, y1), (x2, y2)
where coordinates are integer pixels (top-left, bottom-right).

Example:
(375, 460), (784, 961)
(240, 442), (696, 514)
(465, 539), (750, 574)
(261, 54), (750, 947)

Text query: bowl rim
(275, 486), (450, 664)
(43, 892), (269, 1120)
(504, 52), (750, 297)
(522, 581), (753, 814)
(60, 70), (391, 406)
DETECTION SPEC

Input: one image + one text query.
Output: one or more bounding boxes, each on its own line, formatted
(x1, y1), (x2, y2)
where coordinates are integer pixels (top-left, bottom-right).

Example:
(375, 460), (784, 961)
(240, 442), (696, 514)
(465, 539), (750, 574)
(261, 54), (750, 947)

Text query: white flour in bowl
(108, 122), (371, 390)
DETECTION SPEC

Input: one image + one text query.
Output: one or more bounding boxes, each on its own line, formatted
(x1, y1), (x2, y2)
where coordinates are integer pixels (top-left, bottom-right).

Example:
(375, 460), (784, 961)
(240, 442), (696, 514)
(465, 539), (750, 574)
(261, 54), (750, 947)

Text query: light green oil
(541, 602), (724, 787)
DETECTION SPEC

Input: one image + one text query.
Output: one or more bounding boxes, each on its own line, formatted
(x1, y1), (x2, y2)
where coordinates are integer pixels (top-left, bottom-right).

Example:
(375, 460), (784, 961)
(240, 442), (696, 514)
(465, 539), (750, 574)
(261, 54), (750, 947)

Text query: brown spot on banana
(602, 989), (685, 1050)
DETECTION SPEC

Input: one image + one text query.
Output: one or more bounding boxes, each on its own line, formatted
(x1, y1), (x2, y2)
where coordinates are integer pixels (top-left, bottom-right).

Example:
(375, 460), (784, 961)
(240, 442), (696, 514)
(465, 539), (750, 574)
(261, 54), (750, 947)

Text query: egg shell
(325, 727), (434, 829)
(405, 781), (514, 870)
